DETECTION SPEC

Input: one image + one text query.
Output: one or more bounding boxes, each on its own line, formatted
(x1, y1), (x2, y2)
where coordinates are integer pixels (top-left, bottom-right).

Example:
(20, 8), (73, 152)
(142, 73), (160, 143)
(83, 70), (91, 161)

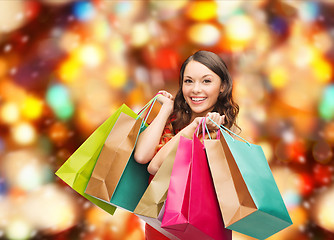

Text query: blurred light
(58, 58), (81, 83)
(270, 17), (289, 36)
(109, 35), (126, 54)
(22, 184), (78, 234)
(0, 197), (10, 228)
(257, 141), (273, 163)
(107, 66), (128, 89)
(86, 207), (134, 239)
(59, 31), (81, 52)
(225, 14), (255, 50)
(313, 32), (333, 53)
(0, 1), (26, 34)
(130, 22), (150, 47)
(48, 122), (69, 146)
(12, 122), (36, 145)
(41, 0), (73, 6)
(324, 122), (334, 144)
(78, 44), (104, 68)
(271, 167), (301, 198)
(148, 48), (180, 70)
(18, 165), (44, 191)
(46, 84), (74, 120)
(150, 0), (188, 20)
(313, 186), (334, 232)
(288, 206), (308, 228)
(311, 57), (332, 83)
(313, 164), (332, 186)
(3, 149), (49, 191)
(298, 2), (320, 22)
(312, 140), (333, 164)
(0, 57), (8, 77)
(93, 18), (110, 42)
(6, 218), (32, 240)
(216, 0), (242, 22)
(186, 1), (217, 21)
(0, 177), (8, 195)
(283, 190), (302, 210)
(135, 66), (149, 83)
(0, 102), (20, 124)
(319, 85), (334, 121)
(188, 23), (220, 46)
(73, 1), (95, 21)
(269, 67), (288, 89)
(298, 173), (314, 196)
(21, 95), (43, 120)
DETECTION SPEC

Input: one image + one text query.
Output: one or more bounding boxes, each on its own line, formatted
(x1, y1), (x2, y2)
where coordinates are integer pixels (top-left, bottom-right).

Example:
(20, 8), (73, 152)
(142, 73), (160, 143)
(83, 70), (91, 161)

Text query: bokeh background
(0, 0), (334, 239)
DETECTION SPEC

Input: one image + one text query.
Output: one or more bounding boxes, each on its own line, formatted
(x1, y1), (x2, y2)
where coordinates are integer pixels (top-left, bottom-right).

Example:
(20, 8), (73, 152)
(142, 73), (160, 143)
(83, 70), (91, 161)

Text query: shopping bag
(161, 124), (232, 240)
(204, 118), (292, 240)
(133, 133), (182, 218)
(84, 97), (157, 212)
(136, 202), (180, 240)
(55, 105), (131, 215)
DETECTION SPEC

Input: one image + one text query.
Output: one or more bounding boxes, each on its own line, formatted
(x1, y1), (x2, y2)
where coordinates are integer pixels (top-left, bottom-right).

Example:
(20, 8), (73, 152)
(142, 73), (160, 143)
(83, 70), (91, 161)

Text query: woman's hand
(206, 112), (225, 131)
(157, 90), (174, 112)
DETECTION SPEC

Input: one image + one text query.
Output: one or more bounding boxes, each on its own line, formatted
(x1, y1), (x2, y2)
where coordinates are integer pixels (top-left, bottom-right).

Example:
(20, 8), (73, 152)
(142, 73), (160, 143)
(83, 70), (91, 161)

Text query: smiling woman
(133, 50), (239, 240)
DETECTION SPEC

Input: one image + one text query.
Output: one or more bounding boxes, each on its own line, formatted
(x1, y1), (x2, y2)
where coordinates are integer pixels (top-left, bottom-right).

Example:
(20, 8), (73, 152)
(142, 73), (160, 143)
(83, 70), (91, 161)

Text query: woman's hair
(171, 50), (240, 133)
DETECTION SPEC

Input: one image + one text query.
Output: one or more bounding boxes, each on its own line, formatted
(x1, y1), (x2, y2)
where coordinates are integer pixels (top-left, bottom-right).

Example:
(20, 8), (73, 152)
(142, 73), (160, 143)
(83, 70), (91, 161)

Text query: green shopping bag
(55, 106), (128, 215)
(84, 96), (157, 212)
(205, 118), (292, 240)
(55, 96), (155, 214)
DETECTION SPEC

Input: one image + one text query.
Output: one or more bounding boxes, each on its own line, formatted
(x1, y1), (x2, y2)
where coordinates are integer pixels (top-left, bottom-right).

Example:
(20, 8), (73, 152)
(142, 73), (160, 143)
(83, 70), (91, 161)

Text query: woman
(134, 50), (239, 239)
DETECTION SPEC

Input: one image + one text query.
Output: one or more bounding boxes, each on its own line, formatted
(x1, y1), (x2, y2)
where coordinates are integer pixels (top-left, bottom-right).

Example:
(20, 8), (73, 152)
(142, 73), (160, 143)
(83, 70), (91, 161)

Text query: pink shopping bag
(161, 123), (232, 240)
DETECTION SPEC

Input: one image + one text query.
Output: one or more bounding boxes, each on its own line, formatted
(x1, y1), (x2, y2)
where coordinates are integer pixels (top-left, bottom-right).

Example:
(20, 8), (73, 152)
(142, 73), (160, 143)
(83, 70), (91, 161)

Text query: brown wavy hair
(171, 50), (240, 134)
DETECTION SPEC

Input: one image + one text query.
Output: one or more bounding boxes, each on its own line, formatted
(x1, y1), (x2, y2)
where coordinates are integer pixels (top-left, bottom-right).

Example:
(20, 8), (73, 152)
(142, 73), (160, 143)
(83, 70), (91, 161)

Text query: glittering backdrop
(0, 0), (333, 239)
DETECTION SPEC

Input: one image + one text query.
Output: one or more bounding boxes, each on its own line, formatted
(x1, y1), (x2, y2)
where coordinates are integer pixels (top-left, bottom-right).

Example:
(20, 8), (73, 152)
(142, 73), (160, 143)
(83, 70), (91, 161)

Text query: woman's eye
(184, 79), (193, 83)
(203, 79), (211, 83)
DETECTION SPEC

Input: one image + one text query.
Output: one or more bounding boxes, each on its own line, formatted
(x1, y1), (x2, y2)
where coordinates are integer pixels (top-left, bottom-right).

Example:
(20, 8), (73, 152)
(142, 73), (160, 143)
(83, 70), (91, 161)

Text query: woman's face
(182, 60), (223, 118)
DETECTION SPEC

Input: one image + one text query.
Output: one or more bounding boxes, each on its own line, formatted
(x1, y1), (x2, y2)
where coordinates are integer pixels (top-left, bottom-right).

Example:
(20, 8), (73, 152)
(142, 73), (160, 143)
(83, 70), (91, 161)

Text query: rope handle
(137, 93), (160, 127)
(207, 117), (251, 147)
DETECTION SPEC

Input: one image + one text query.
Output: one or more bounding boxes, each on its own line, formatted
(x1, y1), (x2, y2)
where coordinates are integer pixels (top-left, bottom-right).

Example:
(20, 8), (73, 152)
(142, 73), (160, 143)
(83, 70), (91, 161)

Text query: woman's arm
(134, 91), (174, 164)
(146, 117), (201, 175)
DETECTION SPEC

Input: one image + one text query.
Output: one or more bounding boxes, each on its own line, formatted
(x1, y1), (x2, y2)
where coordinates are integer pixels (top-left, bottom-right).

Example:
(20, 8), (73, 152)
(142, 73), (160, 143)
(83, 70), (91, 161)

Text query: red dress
(145, 116), (178, 240)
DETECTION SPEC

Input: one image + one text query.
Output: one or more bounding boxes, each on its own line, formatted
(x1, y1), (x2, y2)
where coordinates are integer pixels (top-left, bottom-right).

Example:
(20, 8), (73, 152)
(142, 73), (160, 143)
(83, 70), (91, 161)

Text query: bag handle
(137, 93), (161, 126)
(207, 117), (251, 147)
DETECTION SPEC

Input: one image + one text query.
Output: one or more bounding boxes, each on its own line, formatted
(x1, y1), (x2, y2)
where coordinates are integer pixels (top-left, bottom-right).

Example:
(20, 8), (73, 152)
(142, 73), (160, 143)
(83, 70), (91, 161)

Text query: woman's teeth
(191, 97), (207, 102)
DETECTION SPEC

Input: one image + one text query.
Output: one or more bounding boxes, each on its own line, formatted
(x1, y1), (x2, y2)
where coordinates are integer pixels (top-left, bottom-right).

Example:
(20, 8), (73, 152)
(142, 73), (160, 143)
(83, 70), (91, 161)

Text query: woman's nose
(192, 82), (202, 93)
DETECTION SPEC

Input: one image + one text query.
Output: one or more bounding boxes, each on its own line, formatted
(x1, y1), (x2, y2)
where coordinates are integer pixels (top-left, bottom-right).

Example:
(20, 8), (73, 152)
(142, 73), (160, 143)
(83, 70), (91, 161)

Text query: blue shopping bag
(204, 118), (292, 240)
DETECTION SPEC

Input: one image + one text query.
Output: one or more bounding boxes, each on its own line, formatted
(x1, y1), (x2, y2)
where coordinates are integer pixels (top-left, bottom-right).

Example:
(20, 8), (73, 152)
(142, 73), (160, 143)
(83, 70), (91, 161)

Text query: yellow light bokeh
(130, 23), (150, 47)
(188, 23), (220, 46)
(1, 102), (20, 124)
(58, 58), (81, 83)
(226, 15), (255, 42)
(187, 1), (217, 21)
(107, 66), (128, 89)
(311, 57), (332, 83)
(78, 44), (104, 68)
(11, 122), (36, 145)
(21, 96), (43, 120)
(313, 186), (334, 232)
(269, 67), (288, 89)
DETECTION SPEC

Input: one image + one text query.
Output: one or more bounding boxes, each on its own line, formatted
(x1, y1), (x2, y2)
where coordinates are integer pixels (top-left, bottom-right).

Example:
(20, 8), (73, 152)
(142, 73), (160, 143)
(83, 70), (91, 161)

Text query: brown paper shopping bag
(134, 134), (182, 218)
(85, 112), (142, 201)
(204, 137), (256, 227)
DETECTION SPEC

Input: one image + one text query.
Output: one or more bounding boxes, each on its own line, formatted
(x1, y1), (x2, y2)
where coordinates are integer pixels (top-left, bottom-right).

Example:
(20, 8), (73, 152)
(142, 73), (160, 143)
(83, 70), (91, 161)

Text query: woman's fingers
(157, 90), (174, 105)
(206, 112), (225, 130)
